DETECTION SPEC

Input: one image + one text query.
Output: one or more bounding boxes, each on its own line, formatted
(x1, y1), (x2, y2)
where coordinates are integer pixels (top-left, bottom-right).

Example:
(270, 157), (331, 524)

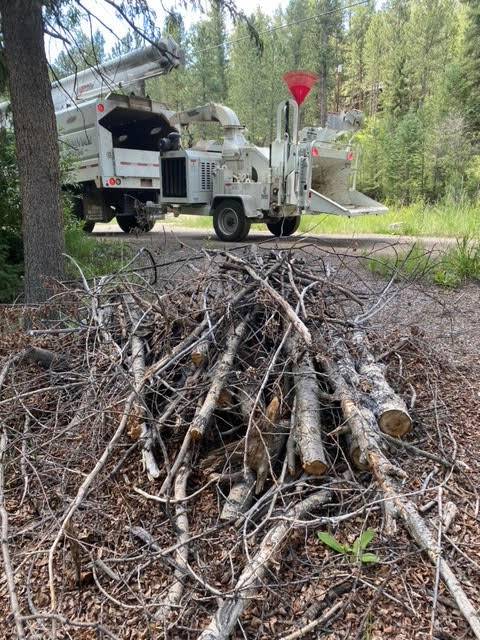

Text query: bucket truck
(0, 38), (183, 233)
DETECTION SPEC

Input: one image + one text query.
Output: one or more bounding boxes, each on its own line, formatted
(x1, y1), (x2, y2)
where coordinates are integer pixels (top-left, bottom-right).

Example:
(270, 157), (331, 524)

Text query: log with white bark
(155, 452), (191, 621)
(321, 350), (480, 640)
(130, 326), (160, 479)
(191, 316), (250, 441)
(191, 340), (209, 368)
(353, 330), (412, 437)
(220, 470), (255, 520)
(345, 432), (368, 471)
(286, 336), (328, 476)
(0, 431), (26, 640)
(198, 490), (331, 640)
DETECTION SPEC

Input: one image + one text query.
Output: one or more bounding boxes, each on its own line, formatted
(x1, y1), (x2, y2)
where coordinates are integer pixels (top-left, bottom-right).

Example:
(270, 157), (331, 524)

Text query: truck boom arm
(51, 38), (183, 111)
(0, 37), (183, 122)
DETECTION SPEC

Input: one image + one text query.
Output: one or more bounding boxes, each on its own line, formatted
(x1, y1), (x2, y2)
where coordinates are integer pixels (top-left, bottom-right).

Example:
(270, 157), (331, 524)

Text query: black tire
(116, 215), (155, 233)
(266, 216), (301, 237)
(213, 199), (250, 242)
(71, 195), (95, 233)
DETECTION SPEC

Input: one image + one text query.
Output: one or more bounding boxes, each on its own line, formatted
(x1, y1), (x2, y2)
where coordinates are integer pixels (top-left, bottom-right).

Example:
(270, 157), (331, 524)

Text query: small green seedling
(317, 529), (379, 565)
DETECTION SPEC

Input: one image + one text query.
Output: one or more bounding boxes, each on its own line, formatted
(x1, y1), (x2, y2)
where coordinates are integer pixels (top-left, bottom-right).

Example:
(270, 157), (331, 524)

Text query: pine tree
(462, 0), (480, 133)
(52, 28), (106, 78)
(344, 1), (375, 111)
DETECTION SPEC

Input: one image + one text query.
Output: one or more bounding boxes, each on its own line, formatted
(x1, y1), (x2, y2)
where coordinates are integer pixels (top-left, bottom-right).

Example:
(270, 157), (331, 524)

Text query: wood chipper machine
(153, 70), (387, 240)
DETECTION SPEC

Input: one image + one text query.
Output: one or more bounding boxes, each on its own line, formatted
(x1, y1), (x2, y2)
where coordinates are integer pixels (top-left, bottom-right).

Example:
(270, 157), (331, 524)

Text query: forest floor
(0, 242), (479, 639)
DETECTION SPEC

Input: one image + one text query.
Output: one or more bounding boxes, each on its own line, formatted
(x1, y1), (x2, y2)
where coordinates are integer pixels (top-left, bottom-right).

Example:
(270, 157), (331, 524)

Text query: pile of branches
(0, 248), (478, 639)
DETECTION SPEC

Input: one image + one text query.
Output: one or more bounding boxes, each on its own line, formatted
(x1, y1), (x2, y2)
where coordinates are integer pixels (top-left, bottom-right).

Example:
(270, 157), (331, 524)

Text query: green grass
(366, 237), (480, 287)
(65, 226), (131, 279)
(161, 202), (480, 238)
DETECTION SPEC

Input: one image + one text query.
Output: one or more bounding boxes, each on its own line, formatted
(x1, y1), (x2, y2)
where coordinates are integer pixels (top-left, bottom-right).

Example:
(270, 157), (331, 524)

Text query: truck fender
(210, 194), (260, 219)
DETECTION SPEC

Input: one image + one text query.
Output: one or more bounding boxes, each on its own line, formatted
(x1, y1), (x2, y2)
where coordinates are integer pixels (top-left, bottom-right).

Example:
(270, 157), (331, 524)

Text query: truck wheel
(83, 221), (95, 233)
(266, 217), (301, 237)
(71, 195), (95, 233)
(213, 200), (250, 242)
(116, 215), (155, 233)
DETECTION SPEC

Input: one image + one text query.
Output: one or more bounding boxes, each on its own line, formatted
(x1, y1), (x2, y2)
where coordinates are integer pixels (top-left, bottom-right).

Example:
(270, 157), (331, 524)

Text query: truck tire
(116, 215), (155, 233)
(266, 217), (301, 237)
(71, 195), (95, 233)
(213, 200), (251, 242)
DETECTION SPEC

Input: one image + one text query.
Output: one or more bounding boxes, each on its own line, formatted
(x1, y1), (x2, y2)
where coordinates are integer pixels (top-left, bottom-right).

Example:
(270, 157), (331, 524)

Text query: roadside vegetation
(365, 237), (480, 287)
(159, 201), (480, 238)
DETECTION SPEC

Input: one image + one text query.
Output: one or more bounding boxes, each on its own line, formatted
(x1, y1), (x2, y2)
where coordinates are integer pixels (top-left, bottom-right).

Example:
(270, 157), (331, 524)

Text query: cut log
(191, 316), (250, 441)
(220, 470), (255, 520)
(200, 440), (244, 473)
(345, 433), (368, 471)
(155, 452), (191, 621)
(321, 349), (480, 640)
(130, 329), (160, 479)
(22, 346), (71, 371)
(286, 336), (328, 475)
(199, 490), (331, 640)
(353, 330), (412, 437)
(191, 340), (209, 368)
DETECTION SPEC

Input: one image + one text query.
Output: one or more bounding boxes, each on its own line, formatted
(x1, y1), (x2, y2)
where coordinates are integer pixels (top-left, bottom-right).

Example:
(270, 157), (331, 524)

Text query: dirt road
(93, 221), (458, 254)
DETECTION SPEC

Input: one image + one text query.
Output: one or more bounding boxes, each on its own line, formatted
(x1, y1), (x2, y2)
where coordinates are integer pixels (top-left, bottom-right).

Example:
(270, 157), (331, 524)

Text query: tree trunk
(1, 0), (65, 303)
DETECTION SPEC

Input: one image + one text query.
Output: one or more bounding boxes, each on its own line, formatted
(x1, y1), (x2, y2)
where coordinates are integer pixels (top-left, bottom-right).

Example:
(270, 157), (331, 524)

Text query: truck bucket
(307, 142), (387, 216)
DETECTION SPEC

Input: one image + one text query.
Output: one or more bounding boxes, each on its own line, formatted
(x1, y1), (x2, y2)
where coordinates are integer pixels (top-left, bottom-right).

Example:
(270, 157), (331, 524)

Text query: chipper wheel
(213, 199), (251, 242)
(266, 216), (301, 237)
(116, 214), (155, 233)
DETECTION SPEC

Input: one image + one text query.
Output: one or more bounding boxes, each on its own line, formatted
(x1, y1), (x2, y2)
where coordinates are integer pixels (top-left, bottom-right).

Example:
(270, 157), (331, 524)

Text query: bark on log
(287, 336), (328, 476)
(130, 327), (160, 479)
(198, 490), (331, 640)
(220, 470), (255, 520)
(155, 453), (191, 621)
(22, 346), (71, 371)
(345, 433), (368, 471)
(321, 351), (480, 639)
(191, 340), (209, 368)
(353, 330), (412, 437)
(191, 316), (250, 441)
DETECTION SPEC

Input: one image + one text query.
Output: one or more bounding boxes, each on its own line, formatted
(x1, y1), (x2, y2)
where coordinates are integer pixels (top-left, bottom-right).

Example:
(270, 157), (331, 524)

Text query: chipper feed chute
(308, 144), (388, 216)
(282, 71), (388, 217)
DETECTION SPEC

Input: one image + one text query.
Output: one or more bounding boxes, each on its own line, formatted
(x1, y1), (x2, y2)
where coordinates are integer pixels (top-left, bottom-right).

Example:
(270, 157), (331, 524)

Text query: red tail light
(108, 177), (116, 186)
(312, 147), (319, 157)
(347, 151), (354, 162)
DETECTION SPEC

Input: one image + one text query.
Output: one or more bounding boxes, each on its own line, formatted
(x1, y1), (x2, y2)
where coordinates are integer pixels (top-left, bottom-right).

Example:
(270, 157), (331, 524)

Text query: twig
(0, 430), (26, 639)
(279, 599), (346, 640)
(48, 391), (137, 611)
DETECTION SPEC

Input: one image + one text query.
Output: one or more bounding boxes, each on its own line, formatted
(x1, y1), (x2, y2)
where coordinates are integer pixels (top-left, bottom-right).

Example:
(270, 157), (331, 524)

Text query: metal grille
(161, 157), (187, 198)
(200, 162), (213, 191)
